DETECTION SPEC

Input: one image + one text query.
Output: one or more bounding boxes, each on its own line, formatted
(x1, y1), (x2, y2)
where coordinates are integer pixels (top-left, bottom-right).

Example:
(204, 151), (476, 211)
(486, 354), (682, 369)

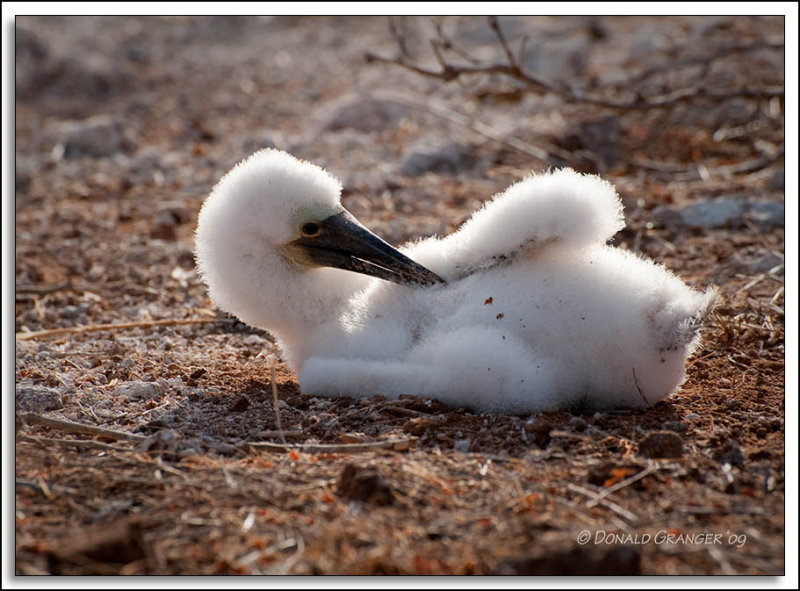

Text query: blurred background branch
(367, 16), (784, 111)
(365, 16), (785, 178)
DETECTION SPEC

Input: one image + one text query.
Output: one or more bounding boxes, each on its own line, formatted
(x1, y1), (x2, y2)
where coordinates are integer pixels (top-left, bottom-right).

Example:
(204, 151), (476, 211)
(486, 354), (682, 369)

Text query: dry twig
(16, 412), (146, 442)
(567, 483), (640, 524)
(240, 437), (415, 455)
(17, 434), (134, 452)
(16, 318), (224, 341)
(366, 17), (784, 112)
(586, 464), (659, 508)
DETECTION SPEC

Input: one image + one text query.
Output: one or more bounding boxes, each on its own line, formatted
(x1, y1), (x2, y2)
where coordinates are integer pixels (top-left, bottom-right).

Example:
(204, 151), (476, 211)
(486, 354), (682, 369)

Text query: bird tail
(660, 286), (719, 353)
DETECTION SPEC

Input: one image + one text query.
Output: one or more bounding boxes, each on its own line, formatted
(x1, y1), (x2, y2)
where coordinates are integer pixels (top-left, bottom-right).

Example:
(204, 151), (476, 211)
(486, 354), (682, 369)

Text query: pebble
(496, 545), (641, 575)
(569, 416), (588, 431)
(60, 305), (81, 320)
(320, 96), (410, 133)
(523, 418), (554, 449)
(732, 252), (784, 275)
(453, 437), (472, 453)
(712, 439), (745, 467)
(15, 383), (65, 412)
(767, 168), (784, 191)
(560, 116), (621, 167)
(652, 198), (784, 230)
(402, 416), (446, 436)
(126, 148), (163, 184)
(242, 334), (268, 346)
(661, 420), (688, 433)
(637, 430), (683, 459)
(400, 141), (473, 176)
(336, 463), (394, 506)
(227, 394), (250, 412)
(114, 380), (164, 401)
(57, 115), (135, 159)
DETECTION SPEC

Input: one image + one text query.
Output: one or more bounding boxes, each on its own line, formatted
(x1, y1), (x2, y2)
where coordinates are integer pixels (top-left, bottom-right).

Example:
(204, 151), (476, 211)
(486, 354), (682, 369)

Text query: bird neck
(248, 266), (370, 370)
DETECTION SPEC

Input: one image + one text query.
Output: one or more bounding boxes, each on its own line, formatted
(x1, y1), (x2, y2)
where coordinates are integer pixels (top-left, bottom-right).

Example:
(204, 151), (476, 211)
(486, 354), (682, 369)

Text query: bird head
(196, 149), (444, 287)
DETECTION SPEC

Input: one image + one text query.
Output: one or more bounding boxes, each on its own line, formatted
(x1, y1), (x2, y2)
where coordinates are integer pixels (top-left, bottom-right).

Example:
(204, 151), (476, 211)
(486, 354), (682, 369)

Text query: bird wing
(402, 168), (625, 280)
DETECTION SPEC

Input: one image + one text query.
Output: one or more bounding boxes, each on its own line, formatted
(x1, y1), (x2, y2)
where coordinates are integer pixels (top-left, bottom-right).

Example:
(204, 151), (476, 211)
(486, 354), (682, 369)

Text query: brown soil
(14, 16), (785, 575)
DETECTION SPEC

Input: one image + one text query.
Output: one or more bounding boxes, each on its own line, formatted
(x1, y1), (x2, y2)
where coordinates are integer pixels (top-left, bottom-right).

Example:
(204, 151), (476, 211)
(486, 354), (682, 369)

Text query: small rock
(115, 380), (164, 401)
(746, 201), (785, 228)
(136, 429), (181, 455)
(126, 149), (163, 184)
(767, 168), (784, 191)
(336, 463), (394, 505)
(227, 394), (250, 412)
(15, 384), (64, 413)
(321, 96), (410, 132)
(638, 430), (683, 459)
(402, 416), (446, 436)
(60, 305), (81, 320)
(559, 116), (621, 167)
(134, 419), (170, 433)
(496, 545), (641, 575)
(748, 449), (772, 461)
(16, 162), (33, 196)
(57, 115), (135, 159)
(211, 442), (238, 456)
(732, 251), (784, 275)
(46, 518), (150, 575)
(523, 418), (554, 449)
(712, 439), (745, 467)
(453, 437), (472, 453)
(661, 420), (688, 433)
(189, 368), (206, 380)
(569, 416), (588, 431)
(242, 334), (268, 346)
(150, 221), (176, 241)
(150, 202), (192, 241)
(652, 198), (784, 230)
(400, 141), (473, 176)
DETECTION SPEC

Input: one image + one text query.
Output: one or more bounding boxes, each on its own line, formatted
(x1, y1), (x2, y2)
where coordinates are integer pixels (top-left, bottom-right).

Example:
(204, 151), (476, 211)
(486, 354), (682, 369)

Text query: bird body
(196, 149), (715, 414)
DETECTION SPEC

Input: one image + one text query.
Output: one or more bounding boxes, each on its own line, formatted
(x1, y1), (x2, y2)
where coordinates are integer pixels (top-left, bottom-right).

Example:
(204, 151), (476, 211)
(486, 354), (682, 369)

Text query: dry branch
(240, 436), (415, 455)
(567, 483), (640, 524)
(586, 464), (659, 508)
(17, 434), (135, 452)
(16, 317), (224, 341)
(366, 17), (784, 112)
(16, 412), (146, 442)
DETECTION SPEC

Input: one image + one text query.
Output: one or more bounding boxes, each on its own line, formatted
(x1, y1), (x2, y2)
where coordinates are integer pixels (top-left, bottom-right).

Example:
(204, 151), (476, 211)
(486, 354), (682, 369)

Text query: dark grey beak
(290, 210), (445, 286)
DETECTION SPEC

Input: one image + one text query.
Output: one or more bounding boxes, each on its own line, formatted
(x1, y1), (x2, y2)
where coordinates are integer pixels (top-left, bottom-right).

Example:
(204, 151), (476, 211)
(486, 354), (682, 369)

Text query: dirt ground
(14, 16), (786, 576)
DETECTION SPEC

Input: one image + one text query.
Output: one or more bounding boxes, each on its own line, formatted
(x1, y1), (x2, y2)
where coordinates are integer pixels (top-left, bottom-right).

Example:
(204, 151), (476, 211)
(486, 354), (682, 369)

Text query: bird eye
(301, 221), (321, 237)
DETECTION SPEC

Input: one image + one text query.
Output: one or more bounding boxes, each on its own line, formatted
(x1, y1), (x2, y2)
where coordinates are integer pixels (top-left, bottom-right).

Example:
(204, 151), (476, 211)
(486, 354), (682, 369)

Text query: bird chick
(196, 150), (716, 414)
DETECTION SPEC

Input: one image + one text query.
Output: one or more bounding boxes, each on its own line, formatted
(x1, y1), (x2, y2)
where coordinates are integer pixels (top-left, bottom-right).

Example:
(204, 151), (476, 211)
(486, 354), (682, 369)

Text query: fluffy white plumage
(196, 149), (716, 414)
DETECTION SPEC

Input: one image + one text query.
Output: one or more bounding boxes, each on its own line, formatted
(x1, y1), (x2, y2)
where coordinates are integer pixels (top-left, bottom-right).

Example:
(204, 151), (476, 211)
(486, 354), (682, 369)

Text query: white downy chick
(196, 150), (716, 414)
